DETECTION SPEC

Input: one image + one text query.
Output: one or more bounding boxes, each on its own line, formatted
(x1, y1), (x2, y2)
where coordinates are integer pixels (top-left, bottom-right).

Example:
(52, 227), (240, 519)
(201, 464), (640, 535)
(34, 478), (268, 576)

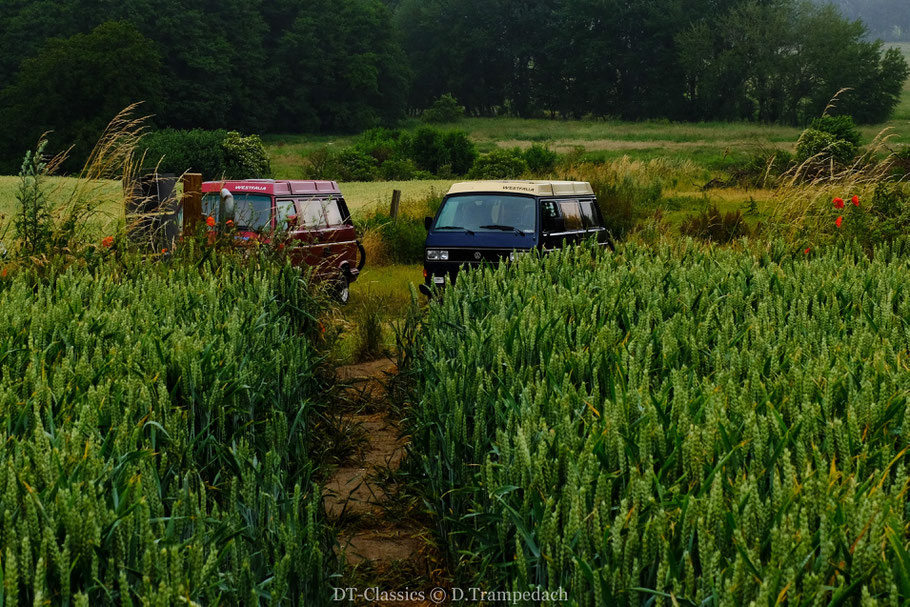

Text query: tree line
(0, 0), (907, 172)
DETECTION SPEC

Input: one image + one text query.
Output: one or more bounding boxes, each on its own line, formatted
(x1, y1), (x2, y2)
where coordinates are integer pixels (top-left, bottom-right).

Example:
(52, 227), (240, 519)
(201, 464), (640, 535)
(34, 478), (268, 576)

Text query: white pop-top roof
(447, 180), (594, 197)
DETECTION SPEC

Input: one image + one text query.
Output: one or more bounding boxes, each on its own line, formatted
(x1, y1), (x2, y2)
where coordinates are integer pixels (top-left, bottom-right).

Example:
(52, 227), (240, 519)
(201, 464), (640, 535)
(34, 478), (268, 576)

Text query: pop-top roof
(447, 180), (594, 197)
(202, 179), (341, 196)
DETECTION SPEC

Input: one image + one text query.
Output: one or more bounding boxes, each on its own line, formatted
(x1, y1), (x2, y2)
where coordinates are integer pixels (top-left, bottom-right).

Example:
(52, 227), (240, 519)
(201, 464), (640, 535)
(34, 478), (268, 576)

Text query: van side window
(541, 201), (564, 233)
(579, 200), (600, 229)
(299, 199), (328, 228)
(559, 201), (584, 231)
(276, 199), (297, 226)
(323, 199), (344, 226)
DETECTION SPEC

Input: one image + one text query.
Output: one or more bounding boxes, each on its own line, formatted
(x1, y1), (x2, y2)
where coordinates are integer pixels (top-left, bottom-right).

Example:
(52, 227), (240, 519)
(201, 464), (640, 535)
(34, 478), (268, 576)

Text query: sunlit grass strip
(409, 238), (910, 605)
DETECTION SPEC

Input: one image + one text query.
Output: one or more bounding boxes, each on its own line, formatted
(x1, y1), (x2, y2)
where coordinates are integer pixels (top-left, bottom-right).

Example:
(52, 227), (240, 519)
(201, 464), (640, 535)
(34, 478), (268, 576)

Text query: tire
(335, 272), (350, 305)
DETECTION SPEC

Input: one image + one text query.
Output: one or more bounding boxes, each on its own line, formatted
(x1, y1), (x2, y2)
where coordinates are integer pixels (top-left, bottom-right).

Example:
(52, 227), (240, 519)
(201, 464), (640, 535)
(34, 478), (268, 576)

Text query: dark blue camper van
(420, 180), (607, 295)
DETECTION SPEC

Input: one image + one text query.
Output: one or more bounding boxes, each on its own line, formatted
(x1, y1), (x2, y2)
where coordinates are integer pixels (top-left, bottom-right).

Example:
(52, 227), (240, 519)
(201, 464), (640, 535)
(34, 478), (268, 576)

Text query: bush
(680, 205), (750, 242)
(468, 148), (529, 179)
(795, 115), (860, 168)
(409, 127), (476, 176)
(589, 174), (663, 239)
(795, 128), (858, 166)
(334, 148), (378, 181)
(355, 128), (410, 164)
(410, 127), (446, 174)
(441, 131), (477, 175)
(809, 115), (861, 148)
(13, 141), (53, 255)
(222, 131), (271, 178)
(890, 146), (910, 179)
(379, 216), (425, 264)
(302, 146), (336, 179)
(139, 129), (272, 179)
(380, 158), (417, 180)
(421, 93), (465, 123)
(523, 143), (559, 174)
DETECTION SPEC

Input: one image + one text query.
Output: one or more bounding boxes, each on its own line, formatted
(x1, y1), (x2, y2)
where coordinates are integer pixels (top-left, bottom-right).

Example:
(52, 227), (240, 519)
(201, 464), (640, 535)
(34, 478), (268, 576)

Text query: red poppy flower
(226, 220), (234, 227)
(835, 216), (843, 228)
(318, 322), (326, 334)
(101, 236), (114, 248)
(804, 247), (810, 254)
(161, 248), (168, 254)
(833, 197), (845, 209)
(0, 268), (6, 278)
(206, 216), (216, 227)
(852, 195), (859, 207)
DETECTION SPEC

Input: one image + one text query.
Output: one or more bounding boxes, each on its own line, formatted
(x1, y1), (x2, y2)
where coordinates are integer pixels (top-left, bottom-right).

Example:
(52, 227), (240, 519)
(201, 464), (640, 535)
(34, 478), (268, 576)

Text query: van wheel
(334, 273), (350, 305)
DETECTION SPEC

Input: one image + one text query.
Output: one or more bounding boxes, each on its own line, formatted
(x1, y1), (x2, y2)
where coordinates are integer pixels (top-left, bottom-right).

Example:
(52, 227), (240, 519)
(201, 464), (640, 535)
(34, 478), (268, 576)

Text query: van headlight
(426, 250), (449, 261)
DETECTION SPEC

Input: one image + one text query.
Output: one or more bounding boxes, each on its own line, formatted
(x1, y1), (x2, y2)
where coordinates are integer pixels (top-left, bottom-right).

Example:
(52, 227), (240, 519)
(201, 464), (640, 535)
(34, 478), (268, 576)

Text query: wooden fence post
(182, 173), (203, 230)
(390, 189), (402, 219)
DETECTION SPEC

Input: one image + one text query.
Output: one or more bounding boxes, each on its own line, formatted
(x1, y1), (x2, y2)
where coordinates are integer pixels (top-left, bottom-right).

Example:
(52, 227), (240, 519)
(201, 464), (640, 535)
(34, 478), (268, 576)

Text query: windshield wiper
(435, 225), (475, 235)
(480, 224), (525, 236)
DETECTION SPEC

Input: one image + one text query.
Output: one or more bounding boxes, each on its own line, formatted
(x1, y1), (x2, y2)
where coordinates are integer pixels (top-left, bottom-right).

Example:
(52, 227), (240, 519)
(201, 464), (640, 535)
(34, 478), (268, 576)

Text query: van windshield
(202, 194), (272, 231)
(433, 194), (536, 233)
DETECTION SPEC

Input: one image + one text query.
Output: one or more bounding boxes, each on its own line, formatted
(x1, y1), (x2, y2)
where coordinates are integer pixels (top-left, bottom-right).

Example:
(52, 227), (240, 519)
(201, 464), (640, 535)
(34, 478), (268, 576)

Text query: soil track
(326, 359), (438, 606)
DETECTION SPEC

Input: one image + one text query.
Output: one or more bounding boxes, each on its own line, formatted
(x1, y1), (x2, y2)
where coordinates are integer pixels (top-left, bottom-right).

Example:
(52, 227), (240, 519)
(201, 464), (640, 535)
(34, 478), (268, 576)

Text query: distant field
(265, 120), (805, 177)
(0, 176), (451, 237)
(266, 48), (910, 178)
(266, 111), (909, 178)
(890, 42), (910, 123)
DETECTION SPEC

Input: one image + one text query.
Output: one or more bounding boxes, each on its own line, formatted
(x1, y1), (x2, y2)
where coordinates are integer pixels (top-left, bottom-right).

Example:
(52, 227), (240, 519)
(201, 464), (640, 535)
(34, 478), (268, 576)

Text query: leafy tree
(274, 0), (409, 131)
(0, 21), (162, 173)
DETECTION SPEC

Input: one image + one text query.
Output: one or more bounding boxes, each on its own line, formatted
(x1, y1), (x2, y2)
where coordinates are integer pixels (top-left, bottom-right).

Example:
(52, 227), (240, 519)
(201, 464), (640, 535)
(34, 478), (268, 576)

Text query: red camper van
(201, 179), (365, 303)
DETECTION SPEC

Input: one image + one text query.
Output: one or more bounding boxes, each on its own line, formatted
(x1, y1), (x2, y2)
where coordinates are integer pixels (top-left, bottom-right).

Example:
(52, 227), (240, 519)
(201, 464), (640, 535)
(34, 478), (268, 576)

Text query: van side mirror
(220, 188), (235, 227)
(424, 216), (433, 231)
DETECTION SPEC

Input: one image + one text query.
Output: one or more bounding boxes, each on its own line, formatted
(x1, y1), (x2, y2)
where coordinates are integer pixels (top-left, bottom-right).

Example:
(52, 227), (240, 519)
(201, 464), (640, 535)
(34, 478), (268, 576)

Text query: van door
(319, 197), (359, 274)
(540, 199), (588, 250)
(539, 199), (564, 251)
(579, 198), (609, 245)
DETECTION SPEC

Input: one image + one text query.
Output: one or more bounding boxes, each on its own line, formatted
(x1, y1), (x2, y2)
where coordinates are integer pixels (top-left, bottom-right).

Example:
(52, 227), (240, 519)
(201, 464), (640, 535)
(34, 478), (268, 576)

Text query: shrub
(409, 127), (476, 176)
(809, 115), (861, 148)
(378, 215), (425, 264)
(421, 93), (465, 123)
(222, 131), (271, 178)
(468, 148), (529, 179)
(355, 127), (409, 164)
(409, 127), (446, 174)
(441, 131), (477, 175)
(890, 146), (910, 179)
(589, 174), (663, 239)
(795, 128), (858, 166)
(355, 293), (387, 360)
(302, 146), (336, 179)
(680, 205), (750, 242)
(380, 158), (417, 181)
(139, 129), (272, 179)
(13, 141), (53, 255)
(333, 148), (378, 181)
(795, 116), (861, 168)
(523, 143), (559, 174)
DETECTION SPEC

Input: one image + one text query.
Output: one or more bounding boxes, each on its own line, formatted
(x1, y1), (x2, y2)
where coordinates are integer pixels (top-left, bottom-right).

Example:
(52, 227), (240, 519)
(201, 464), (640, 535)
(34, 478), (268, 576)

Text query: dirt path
(325, 359), (438, 606)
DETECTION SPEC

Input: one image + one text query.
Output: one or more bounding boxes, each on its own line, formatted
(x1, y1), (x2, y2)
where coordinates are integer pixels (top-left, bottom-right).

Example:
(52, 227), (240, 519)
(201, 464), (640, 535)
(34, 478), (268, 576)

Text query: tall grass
(0, 251), (333, 604)
(767, 127), (906, 243)
(406, 238), (910, 605)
